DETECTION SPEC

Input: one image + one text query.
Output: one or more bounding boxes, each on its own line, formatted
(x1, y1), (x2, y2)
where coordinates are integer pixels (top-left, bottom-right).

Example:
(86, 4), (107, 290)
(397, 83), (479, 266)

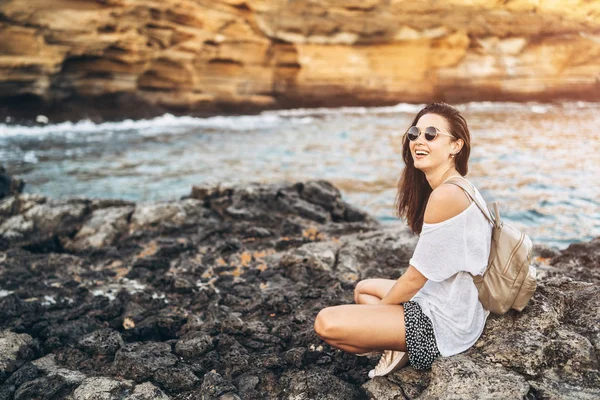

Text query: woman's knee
(314, 308), (332, 338)
(353, 279), (370, 303)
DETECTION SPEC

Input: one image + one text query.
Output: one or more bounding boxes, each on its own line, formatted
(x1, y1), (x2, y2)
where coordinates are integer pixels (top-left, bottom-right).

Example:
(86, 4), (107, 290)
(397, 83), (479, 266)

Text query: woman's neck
(427, 168), (462, 191)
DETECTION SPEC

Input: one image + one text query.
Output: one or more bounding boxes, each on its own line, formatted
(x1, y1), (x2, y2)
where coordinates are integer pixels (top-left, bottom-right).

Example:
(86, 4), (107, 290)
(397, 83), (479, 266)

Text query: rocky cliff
(1, 0), (600, 122)
(0, 179), (599, 399)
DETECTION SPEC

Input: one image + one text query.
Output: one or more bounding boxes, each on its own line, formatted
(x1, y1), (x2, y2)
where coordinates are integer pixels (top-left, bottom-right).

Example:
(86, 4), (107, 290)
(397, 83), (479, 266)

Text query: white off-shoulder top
(409, 177), (493, 357)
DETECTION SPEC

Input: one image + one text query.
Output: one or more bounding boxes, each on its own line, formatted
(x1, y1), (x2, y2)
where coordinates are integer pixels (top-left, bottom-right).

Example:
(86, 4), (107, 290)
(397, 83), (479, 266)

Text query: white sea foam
(1, 101), (597, 139)
(263, 102), (426, 116)
(0, 112), (311, 138)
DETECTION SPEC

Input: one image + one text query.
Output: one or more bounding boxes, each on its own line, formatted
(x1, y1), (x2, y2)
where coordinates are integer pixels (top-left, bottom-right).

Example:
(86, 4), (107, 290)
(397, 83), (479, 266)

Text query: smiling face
(408, 113), (460, 172)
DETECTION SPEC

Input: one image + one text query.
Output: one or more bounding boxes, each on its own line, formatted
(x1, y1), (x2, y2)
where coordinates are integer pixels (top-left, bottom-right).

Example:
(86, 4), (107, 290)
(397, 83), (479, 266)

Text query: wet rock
(77, 329), (124, 357)
(0, 331), (33, 382)
(126, 381), (170, 400)
(112, 342), (177, 382)
(68, 376), (134, 400)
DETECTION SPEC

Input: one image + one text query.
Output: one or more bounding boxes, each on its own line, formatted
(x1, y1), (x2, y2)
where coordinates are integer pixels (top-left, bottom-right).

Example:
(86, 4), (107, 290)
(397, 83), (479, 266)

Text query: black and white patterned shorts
(402, 301), (442, 370)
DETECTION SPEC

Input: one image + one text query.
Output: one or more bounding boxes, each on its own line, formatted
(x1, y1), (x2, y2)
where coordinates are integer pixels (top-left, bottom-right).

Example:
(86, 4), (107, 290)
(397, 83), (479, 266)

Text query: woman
(313, 102), (493, 378)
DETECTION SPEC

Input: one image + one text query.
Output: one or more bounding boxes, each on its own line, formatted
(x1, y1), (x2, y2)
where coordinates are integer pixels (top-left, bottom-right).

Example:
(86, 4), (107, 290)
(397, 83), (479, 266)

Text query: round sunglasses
(405, 126), (454, 141)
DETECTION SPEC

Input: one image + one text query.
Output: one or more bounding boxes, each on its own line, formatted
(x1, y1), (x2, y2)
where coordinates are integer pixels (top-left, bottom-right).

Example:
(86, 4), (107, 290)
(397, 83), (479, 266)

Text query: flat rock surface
(0, 179), (598, 399)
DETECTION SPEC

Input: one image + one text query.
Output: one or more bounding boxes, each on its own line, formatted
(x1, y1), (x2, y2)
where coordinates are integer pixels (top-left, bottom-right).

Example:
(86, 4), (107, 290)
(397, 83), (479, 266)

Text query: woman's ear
(455, 139), (463, 154)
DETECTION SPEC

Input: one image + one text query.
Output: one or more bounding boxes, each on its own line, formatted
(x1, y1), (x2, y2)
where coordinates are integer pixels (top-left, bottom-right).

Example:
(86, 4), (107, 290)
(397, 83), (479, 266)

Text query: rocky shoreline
(0, 178), (599, 399)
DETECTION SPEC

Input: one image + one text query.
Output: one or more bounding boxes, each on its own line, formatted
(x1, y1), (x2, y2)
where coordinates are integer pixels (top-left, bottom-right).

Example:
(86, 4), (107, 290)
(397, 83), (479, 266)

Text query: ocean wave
(0, 113), (313, 138)
(1, 101), (598, 138)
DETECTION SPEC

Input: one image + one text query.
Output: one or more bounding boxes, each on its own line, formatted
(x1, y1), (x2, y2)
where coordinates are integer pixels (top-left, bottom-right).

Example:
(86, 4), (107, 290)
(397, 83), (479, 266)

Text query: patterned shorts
(402, 301), (442, 370)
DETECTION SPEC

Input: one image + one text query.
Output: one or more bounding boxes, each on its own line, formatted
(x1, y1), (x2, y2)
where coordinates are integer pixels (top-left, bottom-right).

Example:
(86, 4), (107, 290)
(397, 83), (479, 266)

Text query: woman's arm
(379, 265), (427, 305)
(380, 184), (469, 305)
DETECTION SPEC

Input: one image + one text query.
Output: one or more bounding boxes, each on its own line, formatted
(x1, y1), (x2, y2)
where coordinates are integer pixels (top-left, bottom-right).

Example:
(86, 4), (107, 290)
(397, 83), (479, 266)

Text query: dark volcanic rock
(112, 342), (177, 382)
(69, 376), (134, 399)
(154, 366), (200, 392)
(0, 166), (24, 201)
(128, 381), (170, 400)
(0, 180), (598, 399)
(174, 332), (215, 360)
(77, 329), (124, 357)
(13, 354), (85, 400)
(545, 237), (600, 283)
(199, 370), (240, 400)
(0, 331), (34, 383)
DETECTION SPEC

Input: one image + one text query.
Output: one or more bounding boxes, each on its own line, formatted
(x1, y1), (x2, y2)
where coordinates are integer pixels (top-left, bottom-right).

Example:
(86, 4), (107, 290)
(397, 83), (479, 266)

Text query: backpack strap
(442, 176), (497, 227)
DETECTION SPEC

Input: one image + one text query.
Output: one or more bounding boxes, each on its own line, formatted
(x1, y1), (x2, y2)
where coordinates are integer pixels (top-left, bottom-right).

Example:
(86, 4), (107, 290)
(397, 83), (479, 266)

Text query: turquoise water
(1, 101), (599, 250)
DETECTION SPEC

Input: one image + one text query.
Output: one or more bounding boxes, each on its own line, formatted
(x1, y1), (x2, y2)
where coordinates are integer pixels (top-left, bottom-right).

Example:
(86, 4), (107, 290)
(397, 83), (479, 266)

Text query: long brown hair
(393, 102), (471, 235)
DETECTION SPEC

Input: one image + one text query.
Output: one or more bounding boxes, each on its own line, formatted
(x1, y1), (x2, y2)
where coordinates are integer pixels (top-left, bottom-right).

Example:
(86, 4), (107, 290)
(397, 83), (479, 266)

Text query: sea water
(1, 101), (598, 251)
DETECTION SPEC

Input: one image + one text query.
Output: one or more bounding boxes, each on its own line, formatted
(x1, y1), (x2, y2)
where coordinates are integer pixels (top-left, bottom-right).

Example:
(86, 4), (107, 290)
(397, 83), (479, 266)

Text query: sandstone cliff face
(1, 0), (600, 121)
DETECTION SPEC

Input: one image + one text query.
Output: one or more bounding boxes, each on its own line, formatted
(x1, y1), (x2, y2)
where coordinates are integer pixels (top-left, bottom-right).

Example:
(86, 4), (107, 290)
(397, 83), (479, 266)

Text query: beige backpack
(444, 176), (537, 315)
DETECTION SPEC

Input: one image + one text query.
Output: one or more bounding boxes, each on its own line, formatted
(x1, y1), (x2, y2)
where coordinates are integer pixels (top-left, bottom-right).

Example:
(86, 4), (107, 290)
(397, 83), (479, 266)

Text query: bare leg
(328, 342), (374, 354)
(314, 304), (408, 353)
(354, 278), (398, 304)
(356, 293), (381, 305)
(312, 278), (407, 355)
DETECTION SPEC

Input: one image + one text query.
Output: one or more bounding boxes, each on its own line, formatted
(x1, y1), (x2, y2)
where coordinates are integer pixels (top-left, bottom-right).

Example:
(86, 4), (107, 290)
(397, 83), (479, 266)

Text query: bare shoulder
(424, 183), (472, 224)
